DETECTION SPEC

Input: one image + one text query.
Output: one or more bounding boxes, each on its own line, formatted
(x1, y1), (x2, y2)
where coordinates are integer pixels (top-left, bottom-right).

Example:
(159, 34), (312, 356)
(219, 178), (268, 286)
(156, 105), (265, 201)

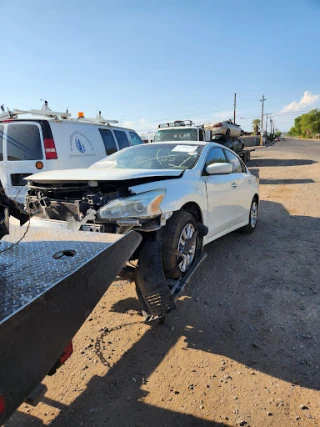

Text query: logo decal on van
(69, 131), (96, 158)
(75, 137), (86, 153)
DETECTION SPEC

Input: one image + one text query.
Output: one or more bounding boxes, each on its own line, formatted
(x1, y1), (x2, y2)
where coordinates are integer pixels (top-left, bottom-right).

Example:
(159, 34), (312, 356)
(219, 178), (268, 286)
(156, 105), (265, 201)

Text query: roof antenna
(40, 99), (51, 111)
(96, 110), (104, 120)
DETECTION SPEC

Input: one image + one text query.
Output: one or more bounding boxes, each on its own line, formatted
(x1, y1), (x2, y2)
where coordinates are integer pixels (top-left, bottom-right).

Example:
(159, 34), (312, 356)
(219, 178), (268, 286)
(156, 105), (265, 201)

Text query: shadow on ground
(249, 159), (316, 167)
(7, 200), (320, 427)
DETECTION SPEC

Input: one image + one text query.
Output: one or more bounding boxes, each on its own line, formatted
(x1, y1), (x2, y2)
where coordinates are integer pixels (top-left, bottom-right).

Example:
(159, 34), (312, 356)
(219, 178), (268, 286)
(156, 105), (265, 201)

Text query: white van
(0, 115), (143, 203)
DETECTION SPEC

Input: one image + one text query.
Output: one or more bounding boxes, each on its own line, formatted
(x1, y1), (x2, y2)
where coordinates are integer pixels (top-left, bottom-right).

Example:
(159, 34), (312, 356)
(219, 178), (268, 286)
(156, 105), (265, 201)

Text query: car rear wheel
(162, 211), (202, 279)
(241, 197), (258, 234)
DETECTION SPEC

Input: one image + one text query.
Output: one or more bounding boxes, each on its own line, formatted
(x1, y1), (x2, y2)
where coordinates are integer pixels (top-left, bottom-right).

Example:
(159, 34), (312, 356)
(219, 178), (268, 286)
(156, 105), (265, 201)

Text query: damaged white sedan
(26, 142), (259, 321)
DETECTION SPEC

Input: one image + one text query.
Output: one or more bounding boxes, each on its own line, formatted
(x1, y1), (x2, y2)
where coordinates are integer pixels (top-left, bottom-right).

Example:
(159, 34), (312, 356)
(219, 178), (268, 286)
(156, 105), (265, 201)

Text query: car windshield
(153, 129), (198, 142)
(91, 144), (203, 170)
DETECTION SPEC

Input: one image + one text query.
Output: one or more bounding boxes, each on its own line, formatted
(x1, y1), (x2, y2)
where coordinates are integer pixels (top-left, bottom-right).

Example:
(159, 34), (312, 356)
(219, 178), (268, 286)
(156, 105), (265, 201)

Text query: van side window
(113, 130), (130, 150)
(99, 129), (118, 155)
(129, 131), (144, 146)
(0, 125), (3, 161)
(7, 124), (43, 161)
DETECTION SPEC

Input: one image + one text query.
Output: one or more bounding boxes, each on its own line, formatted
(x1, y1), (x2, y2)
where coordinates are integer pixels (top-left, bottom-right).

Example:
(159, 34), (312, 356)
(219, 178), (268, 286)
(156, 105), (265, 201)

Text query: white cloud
(123, 121), (134, 127)
(139, 118), (146, 124)
(281, 91), (320, 113)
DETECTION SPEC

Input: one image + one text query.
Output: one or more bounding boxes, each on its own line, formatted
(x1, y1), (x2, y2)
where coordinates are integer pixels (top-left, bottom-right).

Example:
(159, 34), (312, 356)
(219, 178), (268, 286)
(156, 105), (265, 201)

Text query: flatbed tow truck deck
(0, 225), (141, 423)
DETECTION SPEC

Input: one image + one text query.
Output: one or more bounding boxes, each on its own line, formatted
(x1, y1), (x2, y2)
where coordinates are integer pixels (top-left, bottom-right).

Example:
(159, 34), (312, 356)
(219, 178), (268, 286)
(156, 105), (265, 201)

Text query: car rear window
(129, 131), (144, 146)
(99, 128), (118, 155)
(0, 125), (3, 161)
(7, 123), (43, 161)
(113, 130), (130, 150)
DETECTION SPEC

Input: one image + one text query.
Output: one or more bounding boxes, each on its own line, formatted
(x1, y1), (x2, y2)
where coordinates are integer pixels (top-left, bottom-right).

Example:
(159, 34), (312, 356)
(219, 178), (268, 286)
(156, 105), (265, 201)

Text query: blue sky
(1, 0), (319, 134)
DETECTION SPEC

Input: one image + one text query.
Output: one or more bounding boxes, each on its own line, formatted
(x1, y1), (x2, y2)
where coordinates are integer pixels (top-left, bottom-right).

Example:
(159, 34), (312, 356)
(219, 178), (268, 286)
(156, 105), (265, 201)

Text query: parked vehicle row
(0, 106), (259, 320)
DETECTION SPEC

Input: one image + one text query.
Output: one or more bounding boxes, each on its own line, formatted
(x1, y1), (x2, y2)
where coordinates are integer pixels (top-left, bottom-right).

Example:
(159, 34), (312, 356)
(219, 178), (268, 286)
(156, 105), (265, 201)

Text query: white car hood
(27, 168), (183, 183)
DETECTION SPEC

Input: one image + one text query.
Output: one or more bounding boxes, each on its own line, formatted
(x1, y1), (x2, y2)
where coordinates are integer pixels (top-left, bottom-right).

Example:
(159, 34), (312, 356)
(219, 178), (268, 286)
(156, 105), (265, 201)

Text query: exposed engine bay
(26, 176), (175, 233)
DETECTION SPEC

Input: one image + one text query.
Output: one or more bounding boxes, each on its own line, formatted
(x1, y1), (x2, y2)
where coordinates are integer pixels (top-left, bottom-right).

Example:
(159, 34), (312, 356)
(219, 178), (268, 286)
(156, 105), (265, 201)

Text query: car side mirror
(206, 163), (233, 175)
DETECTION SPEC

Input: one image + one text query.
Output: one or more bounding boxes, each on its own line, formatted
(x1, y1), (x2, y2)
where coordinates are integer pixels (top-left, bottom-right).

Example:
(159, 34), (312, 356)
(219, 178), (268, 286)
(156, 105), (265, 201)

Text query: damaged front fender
(135, 232), (176, 320)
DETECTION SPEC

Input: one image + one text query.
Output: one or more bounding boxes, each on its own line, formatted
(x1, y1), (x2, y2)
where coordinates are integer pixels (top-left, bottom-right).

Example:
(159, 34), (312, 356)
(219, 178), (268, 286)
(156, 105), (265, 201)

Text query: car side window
(99, 129), (118, 155)
(205, 147), (226, 169)
(225, 150), (245, 173)
(7, 124), (43, 161)
(129, 131), (144, 146)
(113, 130), (130, 150)
(0, 125), (3, 161)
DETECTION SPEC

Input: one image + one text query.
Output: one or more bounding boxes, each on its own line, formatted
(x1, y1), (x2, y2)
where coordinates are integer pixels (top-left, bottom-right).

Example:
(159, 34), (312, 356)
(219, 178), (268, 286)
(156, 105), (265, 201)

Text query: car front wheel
(241, 197), (258, 233)
(161, 211), (202, 279)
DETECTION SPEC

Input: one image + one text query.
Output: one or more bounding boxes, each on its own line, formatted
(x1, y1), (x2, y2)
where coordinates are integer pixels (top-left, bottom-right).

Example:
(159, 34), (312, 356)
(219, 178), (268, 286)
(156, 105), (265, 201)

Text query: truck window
(199, 129), (204, 141)
(113, 130), (130, 150)
(129, 131), (144, 146)
(7, 124), (43, 161)
(153, 129), (198, 142)
(0, 125), (3, 161)
(99, 129), (118, 155)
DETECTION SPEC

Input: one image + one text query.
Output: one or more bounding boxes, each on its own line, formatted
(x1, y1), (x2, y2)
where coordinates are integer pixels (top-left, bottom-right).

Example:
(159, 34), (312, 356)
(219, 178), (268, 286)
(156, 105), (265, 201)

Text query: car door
(5, 122), (44, 203)
(224, 149), (252, 225)
(202, 147), (239, 238)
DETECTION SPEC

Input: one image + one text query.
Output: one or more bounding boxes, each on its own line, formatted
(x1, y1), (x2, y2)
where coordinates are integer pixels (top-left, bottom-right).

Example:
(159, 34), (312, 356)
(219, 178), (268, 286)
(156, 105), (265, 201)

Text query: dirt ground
(5, 139), (320, 427)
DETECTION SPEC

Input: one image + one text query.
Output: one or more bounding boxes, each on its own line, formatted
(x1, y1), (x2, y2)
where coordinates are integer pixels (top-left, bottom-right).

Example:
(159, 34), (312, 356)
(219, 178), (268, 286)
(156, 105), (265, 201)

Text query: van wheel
(161, 211), (201, 279)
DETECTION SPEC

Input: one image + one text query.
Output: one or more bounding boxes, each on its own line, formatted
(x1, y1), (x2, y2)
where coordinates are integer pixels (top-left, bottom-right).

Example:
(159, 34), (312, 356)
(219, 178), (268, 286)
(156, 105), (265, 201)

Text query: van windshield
(153, 129), (198, 142)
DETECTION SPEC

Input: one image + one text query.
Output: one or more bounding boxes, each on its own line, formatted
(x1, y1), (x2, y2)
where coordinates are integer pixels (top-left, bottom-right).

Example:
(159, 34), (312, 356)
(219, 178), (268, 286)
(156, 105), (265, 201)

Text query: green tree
(252, 119), (260, 135)
(288, 109), (320, 138)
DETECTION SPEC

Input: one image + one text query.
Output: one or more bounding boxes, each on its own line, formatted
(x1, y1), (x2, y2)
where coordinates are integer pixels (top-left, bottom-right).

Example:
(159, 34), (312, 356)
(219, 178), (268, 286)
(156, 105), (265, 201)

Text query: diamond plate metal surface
(0, 225), (123, 325)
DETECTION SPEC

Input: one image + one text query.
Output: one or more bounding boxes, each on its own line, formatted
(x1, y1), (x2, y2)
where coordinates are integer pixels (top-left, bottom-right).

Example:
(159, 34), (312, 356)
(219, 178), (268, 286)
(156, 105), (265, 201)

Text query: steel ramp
(0, 226), (141, 423)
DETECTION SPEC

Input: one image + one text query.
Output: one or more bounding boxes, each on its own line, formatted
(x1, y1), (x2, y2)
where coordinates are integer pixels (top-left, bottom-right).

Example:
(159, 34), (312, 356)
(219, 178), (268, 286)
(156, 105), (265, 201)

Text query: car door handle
(231, 183), (237, 188)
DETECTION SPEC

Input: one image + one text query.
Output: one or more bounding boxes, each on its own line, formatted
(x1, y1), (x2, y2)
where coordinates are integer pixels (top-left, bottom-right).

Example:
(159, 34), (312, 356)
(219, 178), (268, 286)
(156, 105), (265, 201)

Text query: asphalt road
(271, 138), (320, 161)
(6, 138), (320, 427)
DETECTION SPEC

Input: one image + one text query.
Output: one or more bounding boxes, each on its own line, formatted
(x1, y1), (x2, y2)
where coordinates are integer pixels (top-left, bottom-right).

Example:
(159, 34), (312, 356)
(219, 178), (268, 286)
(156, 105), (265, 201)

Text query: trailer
(0, 187), (142, 424)
(238, 147), (255, 163)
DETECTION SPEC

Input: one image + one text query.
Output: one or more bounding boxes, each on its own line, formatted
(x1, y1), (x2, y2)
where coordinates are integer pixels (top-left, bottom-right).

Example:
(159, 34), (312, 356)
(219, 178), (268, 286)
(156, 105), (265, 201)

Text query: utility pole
(265, 113), (268, 136)
(233, 93), (237, 124)
(260, 95), (266, 146)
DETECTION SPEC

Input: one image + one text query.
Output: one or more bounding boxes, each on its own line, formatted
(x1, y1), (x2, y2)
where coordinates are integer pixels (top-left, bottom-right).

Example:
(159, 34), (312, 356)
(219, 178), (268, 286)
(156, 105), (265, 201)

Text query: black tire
(241, 197), (258, 234)
(161, 211), (202, 280)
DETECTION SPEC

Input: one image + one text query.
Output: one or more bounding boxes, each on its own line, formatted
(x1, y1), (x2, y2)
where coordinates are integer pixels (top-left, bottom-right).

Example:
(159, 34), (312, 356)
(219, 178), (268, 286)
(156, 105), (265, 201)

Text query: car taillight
(0, 395), (5, 416)
(44, 138), (58, 159)
(213, 122), (223, 128)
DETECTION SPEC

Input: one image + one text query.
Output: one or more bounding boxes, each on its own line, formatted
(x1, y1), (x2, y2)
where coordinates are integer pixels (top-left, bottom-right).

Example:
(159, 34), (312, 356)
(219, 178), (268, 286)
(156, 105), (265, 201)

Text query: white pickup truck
(152, 120), (251, 161)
